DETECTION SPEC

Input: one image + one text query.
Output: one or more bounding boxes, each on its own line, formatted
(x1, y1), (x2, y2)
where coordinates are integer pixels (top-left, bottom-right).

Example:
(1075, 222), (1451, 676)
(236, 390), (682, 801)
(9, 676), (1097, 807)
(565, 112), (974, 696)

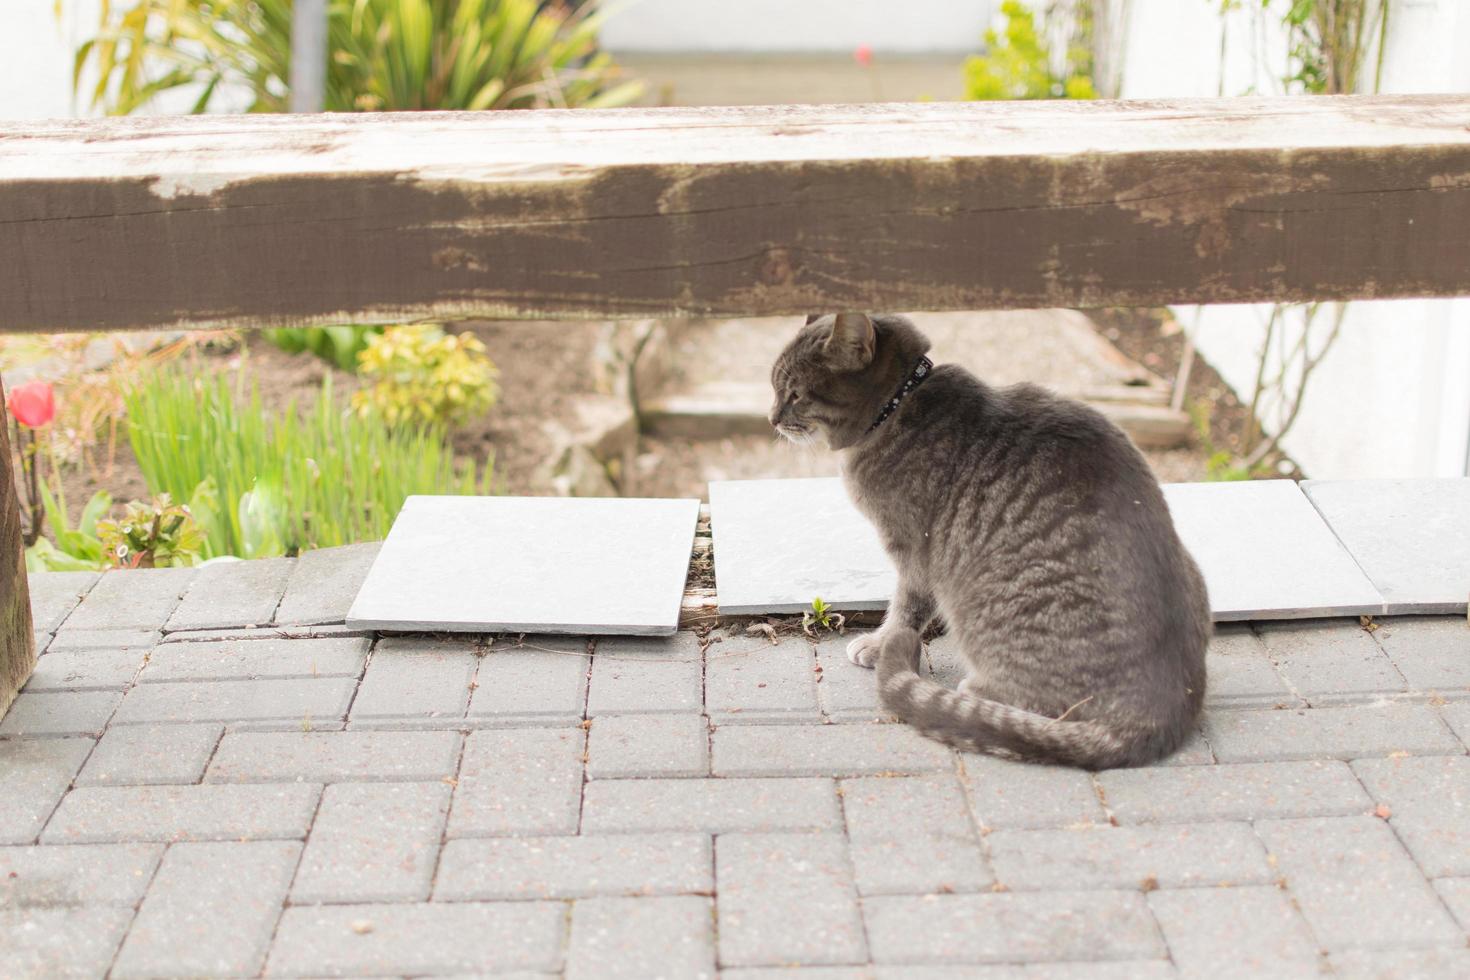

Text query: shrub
(352, 324), (498, 428)
(96, 493), (206, 568)
(263, 325), (383, 373)
(965, 1), (1097, 101)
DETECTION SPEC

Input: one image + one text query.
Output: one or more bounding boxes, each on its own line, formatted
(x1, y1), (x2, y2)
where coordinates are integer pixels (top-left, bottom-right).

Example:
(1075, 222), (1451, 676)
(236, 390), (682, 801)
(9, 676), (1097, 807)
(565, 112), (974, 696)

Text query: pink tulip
(854, 44), (874, 67)
(6, 380), (55, 429)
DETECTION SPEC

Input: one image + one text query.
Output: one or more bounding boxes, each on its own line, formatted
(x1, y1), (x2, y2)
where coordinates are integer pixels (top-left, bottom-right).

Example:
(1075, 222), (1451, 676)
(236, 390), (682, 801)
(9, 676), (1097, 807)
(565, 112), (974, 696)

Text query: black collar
(868, 356), (933, 432)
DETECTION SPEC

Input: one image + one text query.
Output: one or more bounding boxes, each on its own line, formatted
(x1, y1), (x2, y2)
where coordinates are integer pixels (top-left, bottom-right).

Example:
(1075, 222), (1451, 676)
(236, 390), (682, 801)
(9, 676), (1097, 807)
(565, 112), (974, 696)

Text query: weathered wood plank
(0, 384), (36, 719)
(2, 96), (1470, 330)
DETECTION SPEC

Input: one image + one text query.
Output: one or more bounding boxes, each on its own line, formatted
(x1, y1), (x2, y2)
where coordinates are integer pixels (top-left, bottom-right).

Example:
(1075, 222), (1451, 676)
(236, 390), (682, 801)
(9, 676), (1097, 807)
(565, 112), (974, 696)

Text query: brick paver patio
(3, 548), (1469, 978)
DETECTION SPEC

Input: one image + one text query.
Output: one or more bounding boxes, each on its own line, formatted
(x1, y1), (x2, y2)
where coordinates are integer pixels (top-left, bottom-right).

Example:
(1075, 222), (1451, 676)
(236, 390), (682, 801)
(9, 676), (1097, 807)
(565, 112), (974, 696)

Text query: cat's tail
(875, 629), (1139, 771)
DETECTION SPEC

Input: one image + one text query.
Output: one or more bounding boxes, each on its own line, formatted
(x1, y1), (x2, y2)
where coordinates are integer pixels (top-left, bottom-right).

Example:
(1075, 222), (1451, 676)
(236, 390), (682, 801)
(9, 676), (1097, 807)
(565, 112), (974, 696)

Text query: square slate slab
(1162, 480), (1385, 621)
(346, 495), (699, 635)
(1302, 478), (1469, 615)
(709, 477), (895, 615)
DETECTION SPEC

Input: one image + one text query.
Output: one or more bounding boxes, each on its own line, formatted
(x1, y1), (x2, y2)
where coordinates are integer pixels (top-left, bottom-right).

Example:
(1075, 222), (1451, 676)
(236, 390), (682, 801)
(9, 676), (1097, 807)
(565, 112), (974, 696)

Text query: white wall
(1, 0), (102, 120)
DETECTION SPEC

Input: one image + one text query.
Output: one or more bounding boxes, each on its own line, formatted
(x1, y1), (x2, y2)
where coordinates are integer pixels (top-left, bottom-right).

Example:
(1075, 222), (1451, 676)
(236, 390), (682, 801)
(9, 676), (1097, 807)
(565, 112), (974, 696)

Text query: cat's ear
(823, 313), (875, 369)
(804, 313), (823, 326)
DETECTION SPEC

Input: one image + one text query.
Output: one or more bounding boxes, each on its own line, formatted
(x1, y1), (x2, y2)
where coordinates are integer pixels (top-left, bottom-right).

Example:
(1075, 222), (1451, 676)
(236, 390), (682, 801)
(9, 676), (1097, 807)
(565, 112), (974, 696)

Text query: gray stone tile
(292, 782), (449, 904)
(850, 835), (993, 896)
(26, 645), (146, 692)
(33, 631), (50, 657)
(1161, 480), (1384, 621)
(587, 713), (708, 778)
(206, 730), (460, 783)
(710, 477), (895, 615)
(712, 723), (951, 777)
(732, 970), (887, 980)
(0, 842), (162, 907)
(141, 635), (369, 682)
(1148, 886), (1322, 978)
(468, 641), (589, 721)
(43, 783), (320, 843)
(1434, 877), (1470, 932)
(1302, 478), (1470, 615)
(717, 832), (866, 967)
(925, 633), (968, 689)
(2, 906), (132, 979)
(873, 969), (1024, 980)
(988, 823), (1272, 891)
(1329, 948), (1470, 979)
(1023, 965), (1176, 980)
(349, 636), (476, 721)
(265, 902), (565, 976)
(582, 778), (841, 834)
(77, 723), (222, 786)
(1202, 703), (1460, 762)
(1352, 755), (1470, 877)
(112, 677), (356, 726)
(1372, 617), (1470, 692)
(568, 896), (715, 980)
(274, 541), (380, 627)
(815, 634), (883, 719)
(1256, 619), (1406, 696)
(64, 566), (197, 631)
(167, 557), (294, 631)
(347, 496), (699, 633)
(1255, 815), (1462, 950)
(435, 833), (711, 900)
(863, 891), (1165, 964)
(961, 754), (1106, 829)
(47, 628), (160, 652)
(1098, 760), (1372, 824)
(112, 840), (299, 979)
(588, 633), (704, 715)
(1443, 701), (1470, 749)
(841, 774), (977, 839)
(707, 635), (820, 723)
(0, 690), (119, 736)
(1205, 625), (1294, 705)
(26, 571), (99, 632)
(0, 739), (93, 845)
(447, 727), (583, 837)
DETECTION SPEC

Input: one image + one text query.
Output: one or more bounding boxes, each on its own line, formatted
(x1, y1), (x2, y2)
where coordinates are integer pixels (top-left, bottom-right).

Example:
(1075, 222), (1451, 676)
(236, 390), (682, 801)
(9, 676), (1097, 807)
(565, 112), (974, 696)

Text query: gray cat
(770, 313), (1210, 769)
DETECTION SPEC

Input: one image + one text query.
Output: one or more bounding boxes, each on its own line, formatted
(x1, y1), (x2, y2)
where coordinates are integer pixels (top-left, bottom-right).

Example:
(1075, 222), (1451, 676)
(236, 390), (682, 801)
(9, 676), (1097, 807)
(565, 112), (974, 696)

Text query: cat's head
(769, 313), (931, 450)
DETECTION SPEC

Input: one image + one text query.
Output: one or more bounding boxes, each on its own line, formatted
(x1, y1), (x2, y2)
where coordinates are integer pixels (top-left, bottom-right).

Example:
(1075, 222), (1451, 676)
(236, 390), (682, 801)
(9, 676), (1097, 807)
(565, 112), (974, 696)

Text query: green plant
(77, 0), (641, 115)
(264, 325), (383, 373)
(353, 324), (498, 428)
(802, 597), (845, 636)
(95, 493), (206, 568)
(966, 1), (1097, 101)
(24, 483), (112, 572)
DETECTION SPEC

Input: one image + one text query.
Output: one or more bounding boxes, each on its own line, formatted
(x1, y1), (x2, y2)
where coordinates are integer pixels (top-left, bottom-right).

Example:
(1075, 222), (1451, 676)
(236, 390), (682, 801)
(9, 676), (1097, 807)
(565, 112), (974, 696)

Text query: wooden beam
(0, 383), (36, 719)
(2, 96), (1470, 331)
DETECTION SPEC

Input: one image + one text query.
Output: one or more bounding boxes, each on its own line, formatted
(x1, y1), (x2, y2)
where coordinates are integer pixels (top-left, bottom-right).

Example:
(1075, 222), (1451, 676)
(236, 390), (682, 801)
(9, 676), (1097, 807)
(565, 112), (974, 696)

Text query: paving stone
(47, 628), (160, 652)
(815, 634), (883, 718)
(1202, 703), (1460, 762)
(732, 970), (890, 980)
(1372, 617), (1470, 692)
(1150, 728), (1216, 767)
(1097, 760), (1372, 824)
(33, 632), (50, 657)
(717, 832), (866, 967)
(961, 754), (1106, 829)
(873, 969), (1025, 980)
(841, 774), (977, 839)
(1329, 947), (1470, 979)
(582, 778), (841, 834)
(292, 782), (449, 904)
(43, 782), (320, 843)
(0, 690), (119, 736)
(1443, 702), (1470, 749)
(77, 723), (222, 786)
(587, 713), (708, 778)
(1205, 625), (1294, 704)
(1351, 755), (1470, 876)
(26, 571), (99, 632)
(1255, 815), (1462, 950)
(275, 541), (380, 627)
(347, 496), (699, 633)
(265, 902), (565, 976)
(1256, 620), (1405, 696)
(141, 635), (369, 682)
(587, 633), (704, 715)
(468, 641), (589, 721)
(167, 557), (295, 631)
(1302, 478), (1470, 615)
(3, 906), (133, 979)
(709, 477), (895, 614)
(989, 822), (1272, 891)
(864, 891), (1165, 964)
(26, 645), (146, 692)
(0, 739), (93, 845)
(206, 729), (461, 783)
(0, 842), (162, 907)
(435, 833), (711, 900)
(113, 840), (299, 979)
(712, 723), (951, 777)
(567, 896), (716, 980)
(111, 677), (356, 726)
(924, 632), (968, 688)
(1434, 878), (1470, 932)
(64, 566), (196, 631)
(707, 635), (820, 722)
(349, 636), (476, 721)
(1022, 965), (1176, 980)
(447, 727), (583, 837)
(1162, 480), (1385, 621)
(850, 835), (993, 896)
(1147, 886), (1322, 978)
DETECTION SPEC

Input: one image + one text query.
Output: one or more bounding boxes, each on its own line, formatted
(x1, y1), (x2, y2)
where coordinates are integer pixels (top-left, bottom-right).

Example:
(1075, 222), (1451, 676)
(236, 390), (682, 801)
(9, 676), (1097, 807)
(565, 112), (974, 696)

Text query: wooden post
(289, 0), (329, 113)
(0, 377), (36, 719)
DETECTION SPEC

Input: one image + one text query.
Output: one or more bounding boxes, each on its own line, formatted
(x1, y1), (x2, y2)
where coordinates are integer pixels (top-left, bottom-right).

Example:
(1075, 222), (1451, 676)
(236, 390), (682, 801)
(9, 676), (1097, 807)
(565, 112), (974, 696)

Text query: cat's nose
(768, 403), (781, 428)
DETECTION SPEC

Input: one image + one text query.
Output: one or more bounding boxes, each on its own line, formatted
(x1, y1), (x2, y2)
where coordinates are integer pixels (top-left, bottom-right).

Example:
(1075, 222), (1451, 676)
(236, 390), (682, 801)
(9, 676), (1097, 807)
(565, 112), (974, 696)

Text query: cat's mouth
(775, 423), (820, 446)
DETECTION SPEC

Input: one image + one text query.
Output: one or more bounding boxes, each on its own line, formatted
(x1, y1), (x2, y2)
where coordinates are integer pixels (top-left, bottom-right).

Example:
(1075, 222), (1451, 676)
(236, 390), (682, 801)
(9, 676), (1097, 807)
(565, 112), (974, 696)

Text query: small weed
(802, 597), (845, 636)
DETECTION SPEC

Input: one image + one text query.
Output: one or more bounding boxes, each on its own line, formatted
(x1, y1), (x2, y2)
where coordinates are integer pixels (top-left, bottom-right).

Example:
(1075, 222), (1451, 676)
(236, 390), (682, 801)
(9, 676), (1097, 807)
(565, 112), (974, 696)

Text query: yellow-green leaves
(352, 324), (498, 429)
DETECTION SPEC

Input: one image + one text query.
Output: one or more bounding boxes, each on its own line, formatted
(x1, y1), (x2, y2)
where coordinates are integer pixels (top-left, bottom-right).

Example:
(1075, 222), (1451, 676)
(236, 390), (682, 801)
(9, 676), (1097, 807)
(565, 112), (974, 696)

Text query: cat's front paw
(846, 631), (883, 668)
